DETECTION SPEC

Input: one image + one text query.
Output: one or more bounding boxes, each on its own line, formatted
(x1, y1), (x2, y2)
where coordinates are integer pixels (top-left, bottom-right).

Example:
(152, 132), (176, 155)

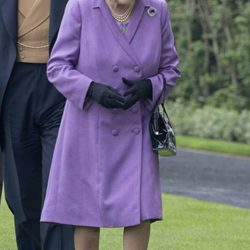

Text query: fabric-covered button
(111, 129), (119, 136)
(131, 128), (140, 135)
(131, 106), (138, 113)
(112, 109), (119, 114)
(113, 65), (119, 72)
(134, 128), (140, 134)
(134, 66), (140, 72)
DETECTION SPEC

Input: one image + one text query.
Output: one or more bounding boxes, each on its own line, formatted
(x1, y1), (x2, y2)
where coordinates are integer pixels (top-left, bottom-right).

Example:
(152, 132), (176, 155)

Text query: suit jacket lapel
(0, 0), (17, 42)
(49, 0), (68, 43)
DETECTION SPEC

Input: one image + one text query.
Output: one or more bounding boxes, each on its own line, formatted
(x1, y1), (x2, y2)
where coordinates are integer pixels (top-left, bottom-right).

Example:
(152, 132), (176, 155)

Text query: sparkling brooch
(147, 7), (157, 17)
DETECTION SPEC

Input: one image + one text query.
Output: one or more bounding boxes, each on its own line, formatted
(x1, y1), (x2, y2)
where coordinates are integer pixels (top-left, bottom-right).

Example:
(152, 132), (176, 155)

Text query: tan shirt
(17, 0), (51, 63)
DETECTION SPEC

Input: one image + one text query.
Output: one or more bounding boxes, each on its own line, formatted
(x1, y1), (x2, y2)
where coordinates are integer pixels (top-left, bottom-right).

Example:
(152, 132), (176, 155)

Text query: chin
(116, 0), (135, 5)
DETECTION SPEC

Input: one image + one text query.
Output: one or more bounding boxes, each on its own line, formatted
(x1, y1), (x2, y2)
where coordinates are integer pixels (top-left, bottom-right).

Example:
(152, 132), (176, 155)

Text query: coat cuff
(144, 74), (166, 112)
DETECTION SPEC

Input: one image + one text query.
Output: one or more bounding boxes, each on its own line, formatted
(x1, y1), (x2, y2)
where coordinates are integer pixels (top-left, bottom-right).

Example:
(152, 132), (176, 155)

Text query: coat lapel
(49, 0), (68, 43)
(18, 0), (50, 37)
(124, 0), (149, 44)
(0, 0), (17, 42)
(97, 0), (149, 67)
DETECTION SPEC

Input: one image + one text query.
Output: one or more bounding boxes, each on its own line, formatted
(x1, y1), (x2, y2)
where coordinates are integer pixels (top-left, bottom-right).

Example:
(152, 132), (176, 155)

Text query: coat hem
(41, 210), (163, 228)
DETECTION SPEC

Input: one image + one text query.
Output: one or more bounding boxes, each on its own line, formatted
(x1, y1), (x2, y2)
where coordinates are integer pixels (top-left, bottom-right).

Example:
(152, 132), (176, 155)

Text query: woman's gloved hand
(122, 78), (152, 110)
(87, 81), (125, 109)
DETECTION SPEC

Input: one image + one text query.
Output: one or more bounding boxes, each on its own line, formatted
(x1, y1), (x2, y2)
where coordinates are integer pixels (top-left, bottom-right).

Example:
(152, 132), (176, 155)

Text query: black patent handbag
(149, 103), (176, 156)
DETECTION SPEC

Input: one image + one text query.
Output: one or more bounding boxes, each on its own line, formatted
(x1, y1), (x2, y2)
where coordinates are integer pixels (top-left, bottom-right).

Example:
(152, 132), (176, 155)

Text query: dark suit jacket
(0, 0), (68, 203)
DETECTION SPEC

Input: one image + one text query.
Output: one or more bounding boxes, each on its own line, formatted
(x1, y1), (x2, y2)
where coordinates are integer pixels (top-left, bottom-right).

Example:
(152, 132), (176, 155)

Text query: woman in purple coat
(41, 0), (180, 249)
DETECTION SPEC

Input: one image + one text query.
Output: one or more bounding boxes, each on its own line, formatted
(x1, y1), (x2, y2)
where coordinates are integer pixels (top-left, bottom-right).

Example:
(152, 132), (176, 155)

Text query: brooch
(147, 7), (157, 17)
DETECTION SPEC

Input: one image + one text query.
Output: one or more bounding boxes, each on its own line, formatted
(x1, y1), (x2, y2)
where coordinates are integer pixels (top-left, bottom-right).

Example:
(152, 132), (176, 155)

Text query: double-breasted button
(131, 106), (138, 113)
(112, 109), (119, 114)
(113, 65), (119, 72)
(112, 129), (119, 136)
(134, 66), (140, 72)
(132, 128), (140, 135)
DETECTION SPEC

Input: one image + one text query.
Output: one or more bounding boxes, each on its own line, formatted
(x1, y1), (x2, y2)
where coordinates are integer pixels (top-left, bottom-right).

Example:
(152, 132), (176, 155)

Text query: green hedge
(166, 100), (250, 144)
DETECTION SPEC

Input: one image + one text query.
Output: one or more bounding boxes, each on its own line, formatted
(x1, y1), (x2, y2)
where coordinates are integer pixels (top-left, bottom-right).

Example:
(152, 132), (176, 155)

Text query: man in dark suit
(0, 0), (74, 249)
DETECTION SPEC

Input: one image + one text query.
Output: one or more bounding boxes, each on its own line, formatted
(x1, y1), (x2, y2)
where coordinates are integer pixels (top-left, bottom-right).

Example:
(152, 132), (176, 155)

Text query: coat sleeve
(145, 0), (181, 112)
(47, 0), (93, 110)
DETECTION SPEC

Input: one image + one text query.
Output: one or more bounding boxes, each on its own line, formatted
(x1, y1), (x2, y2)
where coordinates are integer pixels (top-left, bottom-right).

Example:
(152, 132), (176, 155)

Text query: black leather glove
(87, 82), (125, 109)
(122, 78), (152, 110)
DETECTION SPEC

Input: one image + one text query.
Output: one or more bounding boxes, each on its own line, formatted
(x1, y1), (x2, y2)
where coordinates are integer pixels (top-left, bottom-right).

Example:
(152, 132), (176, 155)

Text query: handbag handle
(159, 103), (172, 124)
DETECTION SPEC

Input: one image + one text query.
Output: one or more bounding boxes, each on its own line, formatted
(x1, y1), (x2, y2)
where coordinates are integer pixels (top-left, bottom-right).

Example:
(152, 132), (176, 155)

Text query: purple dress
(41, 0), (180, 228)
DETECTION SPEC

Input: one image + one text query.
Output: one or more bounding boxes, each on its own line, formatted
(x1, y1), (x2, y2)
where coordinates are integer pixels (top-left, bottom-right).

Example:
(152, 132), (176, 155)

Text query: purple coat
(41, 0), (180, 228)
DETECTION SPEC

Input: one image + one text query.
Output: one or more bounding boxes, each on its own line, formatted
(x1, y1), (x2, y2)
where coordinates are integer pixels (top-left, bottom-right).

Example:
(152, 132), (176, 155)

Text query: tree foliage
(168, 100), (250, 143)
(168, 0), (250, 110)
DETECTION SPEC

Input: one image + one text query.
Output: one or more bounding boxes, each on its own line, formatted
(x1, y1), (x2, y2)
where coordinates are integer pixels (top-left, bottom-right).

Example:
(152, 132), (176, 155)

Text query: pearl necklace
(108, 1), (135, 22)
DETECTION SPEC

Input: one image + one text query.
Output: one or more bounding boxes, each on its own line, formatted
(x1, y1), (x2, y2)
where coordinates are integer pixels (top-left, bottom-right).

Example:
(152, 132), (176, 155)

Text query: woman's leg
(74, 226), (100, 250)
(123, 220), (151, 250)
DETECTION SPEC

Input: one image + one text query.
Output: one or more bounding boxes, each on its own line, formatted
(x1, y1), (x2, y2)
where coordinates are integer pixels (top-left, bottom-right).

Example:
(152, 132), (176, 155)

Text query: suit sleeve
(145, 0), (181, 111)
(47, 0), (93, 110)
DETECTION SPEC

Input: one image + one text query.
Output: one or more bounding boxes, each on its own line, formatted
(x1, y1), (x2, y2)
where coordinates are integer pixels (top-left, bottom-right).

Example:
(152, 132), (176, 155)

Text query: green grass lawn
(1, 194), (250, 250)
(159, 135), (250, 157)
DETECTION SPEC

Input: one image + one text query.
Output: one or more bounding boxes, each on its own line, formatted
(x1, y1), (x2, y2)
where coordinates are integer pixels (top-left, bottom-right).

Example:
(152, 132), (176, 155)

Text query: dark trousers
(1, 62), (74, 250)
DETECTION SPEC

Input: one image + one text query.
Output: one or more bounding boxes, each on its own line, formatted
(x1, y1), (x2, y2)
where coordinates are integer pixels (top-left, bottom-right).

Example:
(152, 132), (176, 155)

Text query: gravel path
(159, 148), (250, 209)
